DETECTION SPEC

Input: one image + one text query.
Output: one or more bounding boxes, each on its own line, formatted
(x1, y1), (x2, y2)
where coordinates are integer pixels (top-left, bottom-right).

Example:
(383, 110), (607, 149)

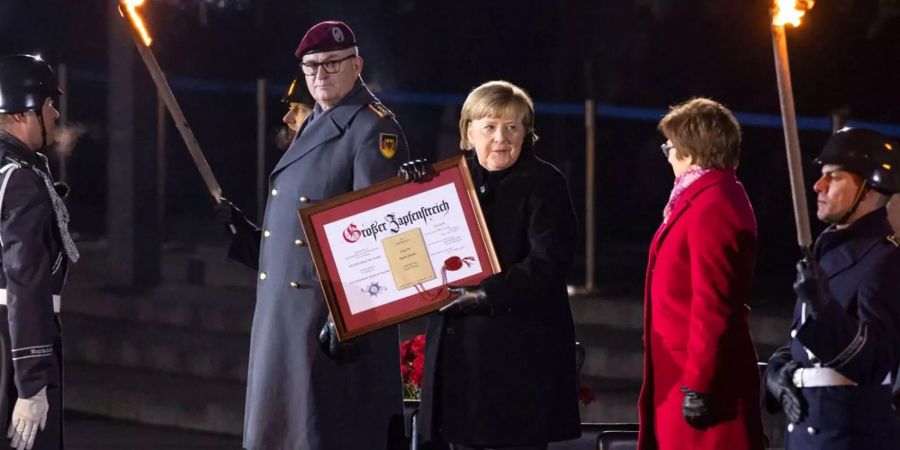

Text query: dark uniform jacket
(0, 131), (65, 449)
(417, 148), (581, 447)
(231, 81), (408, 450)
(766, 207), (900, 450)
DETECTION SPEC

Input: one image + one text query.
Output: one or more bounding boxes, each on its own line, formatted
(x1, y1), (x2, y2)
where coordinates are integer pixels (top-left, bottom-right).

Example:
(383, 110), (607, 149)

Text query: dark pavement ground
(66, 413), (242, 449)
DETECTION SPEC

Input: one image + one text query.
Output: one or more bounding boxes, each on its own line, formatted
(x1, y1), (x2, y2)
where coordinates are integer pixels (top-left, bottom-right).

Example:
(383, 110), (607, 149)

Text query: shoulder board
(367, 101), (394, 119)
(887, 235), (900, 248)
(1, 153), (29, 169)
(0, 157), (22, 173)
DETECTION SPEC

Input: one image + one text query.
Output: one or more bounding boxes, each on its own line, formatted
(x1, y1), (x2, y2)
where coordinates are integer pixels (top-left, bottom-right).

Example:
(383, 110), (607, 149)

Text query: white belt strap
(0, 289), (61, 313)
(793, 367), (856, 388)
(0, 162), (20, 247)
(793, 367), (891, 388)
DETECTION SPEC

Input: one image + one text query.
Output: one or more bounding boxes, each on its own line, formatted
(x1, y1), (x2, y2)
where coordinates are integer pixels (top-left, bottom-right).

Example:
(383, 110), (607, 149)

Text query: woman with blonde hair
(417, 80), (581, 450)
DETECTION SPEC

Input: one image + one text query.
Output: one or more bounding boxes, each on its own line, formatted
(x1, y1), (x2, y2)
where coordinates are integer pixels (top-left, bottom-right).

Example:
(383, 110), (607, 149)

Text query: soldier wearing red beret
(216, 20), (410, 450)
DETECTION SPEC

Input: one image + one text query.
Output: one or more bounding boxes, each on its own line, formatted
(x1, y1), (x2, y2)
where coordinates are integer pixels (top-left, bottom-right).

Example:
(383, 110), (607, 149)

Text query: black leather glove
(53, 181), (70, 199)
(793, 249), (832, 319)
(214, 197), (242, 226)
(680, 387), (713, 429)
(398, 159), (428, 182)
(439, 285), (491, 315)
(214, 197), (256, 234)
(765, 360), (804, 423)
(318, 317), (357, 364)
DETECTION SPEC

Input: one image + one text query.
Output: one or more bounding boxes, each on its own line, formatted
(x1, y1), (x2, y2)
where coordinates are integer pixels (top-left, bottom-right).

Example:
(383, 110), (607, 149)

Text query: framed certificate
(299, 156), (500, 341)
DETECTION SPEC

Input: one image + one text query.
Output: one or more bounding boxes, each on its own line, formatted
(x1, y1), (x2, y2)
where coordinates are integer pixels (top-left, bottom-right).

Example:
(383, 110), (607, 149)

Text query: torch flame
(772, 0), (815, 27)
(120, 0), (153, 46)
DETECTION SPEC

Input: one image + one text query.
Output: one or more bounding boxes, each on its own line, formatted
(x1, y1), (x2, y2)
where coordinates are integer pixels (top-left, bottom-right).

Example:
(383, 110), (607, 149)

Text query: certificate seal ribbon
(414, 256), (475, 302)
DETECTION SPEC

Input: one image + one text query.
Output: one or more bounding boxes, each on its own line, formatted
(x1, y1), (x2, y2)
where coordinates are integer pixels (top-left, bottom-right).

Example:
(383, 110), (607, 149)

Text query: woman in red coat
(638, 98), (765, 450)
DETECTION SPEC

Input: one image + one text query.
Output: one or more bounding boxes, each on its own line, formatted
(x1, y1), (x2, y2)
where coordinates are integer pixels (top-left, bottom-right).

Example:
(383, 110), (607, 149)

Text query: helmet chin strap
(836, 179), (869, 225)
(37, 108), (48, 149)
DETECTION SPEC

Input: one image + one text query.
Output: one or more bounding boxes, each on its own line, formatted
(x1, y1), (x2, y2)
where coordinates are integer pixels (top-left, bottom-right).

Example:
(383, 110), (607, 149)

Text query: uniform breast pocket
(297, 262), (319, 283)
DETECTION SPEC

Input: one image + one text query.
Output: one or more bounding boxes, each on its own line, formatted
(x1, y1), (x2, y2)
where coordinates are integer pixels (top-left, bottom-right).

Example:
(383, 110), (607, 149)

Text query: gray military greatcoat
(240, 80), (408, 450)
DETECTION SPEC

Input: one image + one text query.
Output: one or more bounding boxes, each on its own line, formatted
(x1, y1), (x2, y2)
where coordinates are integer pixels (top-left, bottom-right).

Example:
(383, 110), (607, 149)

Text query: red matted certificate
(299, 156), (500, 340)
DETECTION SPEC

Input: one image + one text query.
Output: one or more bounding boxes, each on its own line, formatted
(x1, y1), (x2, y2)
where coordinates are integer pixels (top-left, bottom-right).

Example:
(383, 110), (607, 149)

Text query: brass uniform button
(271, 188), (278, 196)
(290, 281), (299, 288)
(259, 272), (267, 280)
(263, 230), (271, 238)
(299, 196), (309, 203)
(294, 239), (305, 246)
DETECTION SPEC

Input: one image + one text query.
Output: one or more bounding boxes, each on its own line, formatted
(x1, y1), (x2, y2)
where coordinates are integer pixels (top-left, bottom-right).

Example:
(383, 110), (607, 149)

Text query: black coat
(0, 131), (65, 449)
(766, 208), (900, 450)
(417, 148), (581, 447)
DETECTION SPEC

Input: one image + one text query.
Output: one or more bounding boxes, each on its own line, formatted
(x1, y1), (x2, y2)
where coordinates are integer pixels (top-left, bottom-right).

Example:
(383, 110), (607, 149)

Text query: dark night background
(2, 0), (899, 304)
(1, 0), (900, 444)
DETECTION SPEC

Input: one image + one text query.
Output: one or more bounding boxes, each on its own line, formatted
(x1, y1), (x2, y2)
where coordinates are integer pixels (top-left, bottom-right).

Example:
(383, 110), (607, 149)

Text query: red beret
(294, 21), (357, 59)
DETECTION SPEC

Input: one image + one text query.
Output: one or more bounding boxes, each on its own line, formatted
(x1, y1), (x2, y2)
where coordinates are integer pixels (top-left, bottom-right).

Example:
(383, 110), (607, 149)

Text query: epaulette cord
(1, 154), (27, 169)
(367, 101), (394, 119)
(887, 235), (900, 248)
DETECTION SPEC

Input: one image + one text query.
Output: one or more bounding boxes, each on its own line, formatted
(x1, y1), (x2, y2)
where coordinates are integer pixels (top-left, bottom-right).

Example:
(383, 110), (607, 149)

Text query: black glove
(680, 387), (713, 429)
(214, 197), (257, 234)
(765, 360), (804, 423)
(398, 159), (429, 182)
(439, 285), (491, 315)
(318, 317), (357, 364)
(53, 181), (70, 199)
(214, 197), (242, 226)
(793, 248), (831, 319)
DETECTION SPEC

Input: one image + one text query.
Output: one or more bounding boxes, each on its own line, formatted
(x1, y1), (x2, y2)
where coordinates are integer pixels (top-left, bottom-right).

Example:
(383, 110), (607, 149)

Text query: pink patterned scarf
(663, 167), (712, 223)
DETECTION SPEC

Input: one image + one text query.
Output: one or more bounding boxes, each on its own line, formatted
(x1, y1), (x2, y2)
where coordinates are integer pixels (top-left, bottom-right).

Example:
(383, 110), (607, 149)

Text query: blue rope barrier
(68, 68), (900, 135)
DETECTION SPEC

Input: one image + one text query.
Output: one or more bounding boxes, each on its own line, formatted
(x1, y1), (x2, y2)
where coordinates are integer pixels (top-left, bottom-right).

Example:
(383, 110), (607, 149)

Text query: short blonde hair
(658, 97), (742, 169)
(459, 80), (537, 150)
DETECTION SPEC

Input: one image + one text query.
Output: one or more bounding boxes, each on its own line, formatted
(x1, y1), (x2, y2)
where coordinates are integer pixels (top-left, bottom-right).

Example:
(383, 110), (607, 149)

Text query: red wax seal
(444, 256), (463, 271)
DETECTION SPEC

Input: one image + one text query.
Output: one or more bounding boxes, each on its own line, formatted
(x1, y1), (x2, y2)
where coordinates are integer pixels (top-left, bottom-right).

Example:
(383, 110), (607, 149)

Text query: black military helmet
(814, 127), (900, 194)
(281, 73), (314, 107)
(0, 54), (62, 114)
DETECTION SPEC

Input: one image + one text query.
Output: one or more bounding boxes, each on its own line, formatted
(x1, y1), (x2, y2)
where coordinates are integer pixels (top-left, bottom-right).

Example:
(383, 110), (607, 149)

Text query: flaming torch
(118, 0), (234, 231)
(771, 0), (815, 249)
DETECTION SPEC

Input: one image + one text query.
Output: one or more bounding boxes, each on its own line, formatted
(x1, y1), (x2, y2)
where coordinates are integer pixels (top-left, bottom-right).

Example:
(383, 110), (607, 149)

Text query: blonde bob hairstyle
(458, 80), (538, 150)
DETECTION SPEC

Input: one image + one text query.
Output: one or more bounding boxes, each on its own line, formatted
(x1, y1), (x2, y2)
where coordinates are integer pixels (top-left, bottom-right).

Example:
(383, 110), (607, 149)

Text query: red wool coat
(638, 169), (765, 450)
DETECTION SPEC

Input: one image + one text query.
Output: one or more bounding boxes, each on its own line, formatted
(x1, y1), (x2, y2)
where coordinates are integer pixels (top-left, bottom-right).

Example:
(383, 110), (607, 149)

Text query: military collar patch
(367, 101), (394, 119)
(379, 133), (398, 159)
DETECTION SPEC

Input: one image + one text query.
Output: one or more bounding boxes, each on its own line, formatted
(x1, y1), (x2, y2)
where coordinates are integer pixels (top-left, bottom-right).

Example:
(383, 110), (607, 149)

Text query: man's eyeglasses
(661, 142), (675, 158)
(300, 54), (357, 76)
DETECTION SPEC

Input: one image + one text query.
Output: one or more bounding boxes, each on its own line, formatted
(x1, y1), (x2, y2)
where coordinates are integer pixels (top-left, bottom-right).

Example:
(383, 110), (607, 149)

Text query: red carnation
(578, 386), (596, 406)
(400, 334), (427, 398)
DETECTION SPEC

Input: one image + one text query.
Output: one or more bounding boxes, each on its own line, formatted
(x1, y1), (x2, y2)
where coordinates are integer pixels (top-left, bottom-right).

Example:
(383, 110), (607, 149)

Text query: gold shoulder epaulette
(367, 101), (394, 119)
(887, 235), (900, 248)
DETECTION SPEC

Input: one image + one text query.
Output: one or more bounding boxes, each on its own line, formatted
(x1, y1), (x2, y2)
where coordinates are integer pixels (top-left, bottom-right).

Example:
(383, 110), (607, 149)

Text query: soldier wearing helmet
(765, 127), (900, 450)
(273, 72), (315, 150)
(0, 54), (76, 450)
(281, 72), (314, 134)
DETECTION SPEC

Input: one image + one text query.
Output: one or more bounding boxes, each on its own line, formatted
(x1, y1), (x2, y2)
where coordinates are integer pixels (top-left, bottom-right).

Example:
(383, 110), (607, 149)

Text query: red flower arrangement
(400, 334), (426, 400)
